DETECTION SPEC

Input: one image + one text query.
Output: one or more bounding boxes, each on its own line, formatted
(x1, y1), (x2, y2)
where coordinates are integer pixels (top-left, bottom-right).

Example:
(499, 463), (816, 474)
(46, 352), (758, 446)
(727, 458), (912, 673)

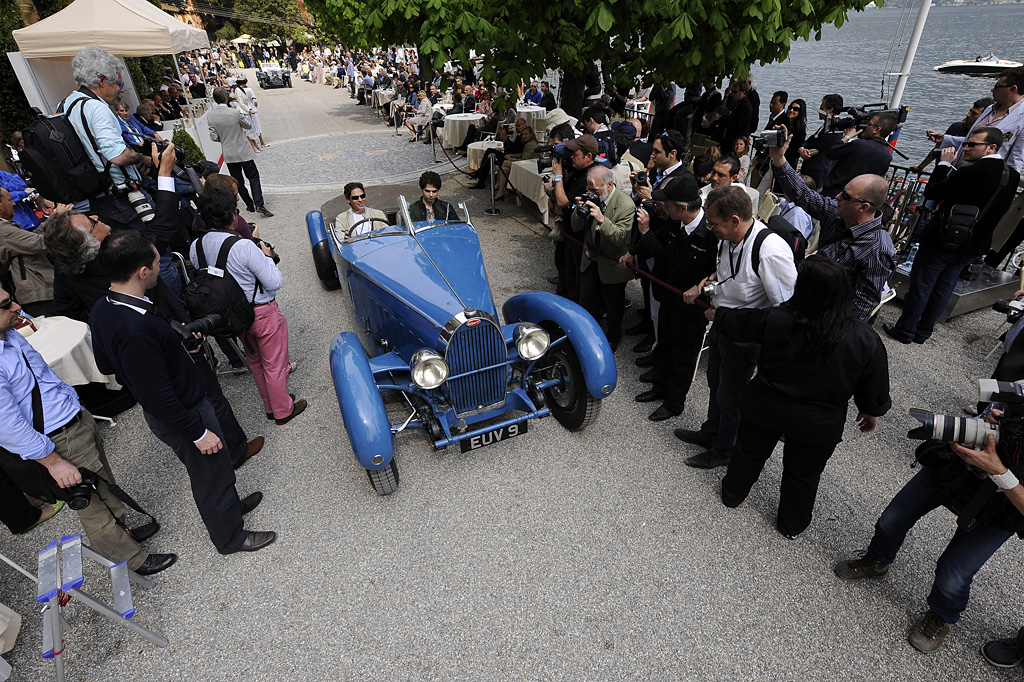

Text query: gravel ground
(2, 72), (1022, 681)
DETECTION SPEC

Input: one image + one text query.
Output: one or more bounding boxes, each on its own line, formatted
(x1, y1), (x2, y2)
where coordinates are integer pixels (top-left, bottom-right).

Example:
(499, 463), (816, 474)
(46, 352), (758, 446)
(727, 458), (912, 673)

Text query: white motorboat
(934, 58), (1022, 76)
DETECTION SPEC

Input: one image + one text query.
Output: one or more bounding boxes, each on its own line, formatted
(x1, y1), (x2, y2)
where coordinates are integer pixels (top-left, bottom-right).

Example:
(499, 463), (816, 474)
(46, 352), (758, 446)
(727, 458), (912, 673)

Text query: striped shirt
(774, 161), (895, 321)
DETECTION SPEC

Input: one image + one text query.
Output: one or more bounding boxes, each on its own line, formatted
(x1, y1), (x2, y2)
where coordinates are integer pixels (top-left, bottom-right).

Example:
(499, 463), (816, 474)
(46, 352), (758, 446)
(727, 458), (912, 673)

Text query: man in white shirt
(699, 156), (760, 213)
(679, 186), (797, 469)
(335, 182), (387, 237)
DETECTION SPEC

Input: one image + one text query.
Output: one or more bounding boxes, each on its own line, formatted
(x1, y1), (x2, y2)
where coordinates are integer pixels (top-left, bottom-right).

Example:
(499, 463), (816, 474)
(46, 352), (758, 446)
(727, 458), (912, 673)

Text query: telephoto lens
(907, 407), (1000, 448)
(126, 188), (156, 222)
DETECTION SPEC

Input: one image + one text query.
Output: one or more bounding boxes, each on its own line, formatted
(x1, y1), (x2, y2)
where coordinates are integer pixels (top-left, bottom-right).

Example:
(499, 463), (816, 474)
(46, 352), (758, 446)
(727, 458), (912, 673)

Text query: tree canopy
(304, 0), (877, 112)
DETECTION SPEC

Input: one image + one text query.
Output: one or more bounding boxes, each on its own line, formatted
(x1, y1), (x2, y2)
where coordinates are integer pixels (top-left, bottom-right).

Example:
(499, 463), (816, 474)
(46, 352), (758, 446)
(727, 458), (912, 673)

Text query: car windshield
(397, 195), (471, 233)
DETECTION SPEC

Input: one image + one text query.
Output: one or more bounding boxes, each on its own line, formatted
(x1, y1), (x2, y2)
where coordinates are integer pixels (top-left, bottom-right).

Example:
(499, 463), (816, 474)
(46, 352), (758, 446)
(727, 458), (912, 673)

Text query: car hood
(342, 222), (497, 327)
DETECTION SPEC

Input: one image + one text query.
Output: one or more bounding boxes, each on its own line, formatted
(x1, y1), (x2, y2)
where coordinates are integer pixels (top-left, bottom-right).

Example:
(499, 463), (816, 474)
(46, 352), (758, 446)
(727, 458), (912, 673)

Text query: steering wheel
(344, 217), (393, 239)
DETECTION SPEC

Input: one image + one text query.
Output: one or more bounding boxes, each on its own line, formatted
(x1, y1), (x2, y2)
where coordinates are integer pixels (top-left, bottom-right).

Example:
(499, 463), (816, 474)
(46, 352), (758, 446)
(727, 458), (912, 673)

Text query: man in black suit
(822, 112), (896, 198)
(797, 94), (844, 191)
(884, 127), (1020, 344)
(764, 91), (788, 130)
(624, 176), (718, 421)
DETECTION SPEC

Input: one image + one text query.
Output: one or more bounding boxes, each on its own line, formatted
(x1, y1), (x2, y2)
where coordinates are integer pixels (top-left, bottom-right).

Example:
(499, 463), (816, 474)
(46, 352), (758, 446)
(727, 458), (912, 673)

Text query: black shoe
(674, 428), (712, 447)
(220, 530), (277, 555)
(635, 354), (654, 368)
(684, 449), (730, 469)
(648, 405), (678, 422)
(134, 553), (177, 576)
(468, 181), (488, 190)
(257, 207), (274, 218)
(240, 491), (263, 515)
(625, 321), (651, 336)
(881, 323), (911, 344)
(638, 370), (654, 383)
(275, 398), (307, 425)
(129, 521), (160, 542)
(267, 394), (297, 420)
(632, 335), (654, 353)
(912, 336), (928, 344)
(635, 389), (664, 403)
(546, 275), (559, 285)
(983, 636), (1024, 668)
(245, 204), (257, 213)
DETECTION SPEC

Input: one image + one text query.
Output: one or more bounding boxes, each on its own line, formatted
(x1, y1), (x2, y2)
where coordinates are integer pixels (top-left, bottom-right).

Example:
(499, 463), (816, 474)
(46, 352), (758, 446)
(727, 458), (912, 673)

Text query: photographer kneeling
(835, 384), (1024, 653)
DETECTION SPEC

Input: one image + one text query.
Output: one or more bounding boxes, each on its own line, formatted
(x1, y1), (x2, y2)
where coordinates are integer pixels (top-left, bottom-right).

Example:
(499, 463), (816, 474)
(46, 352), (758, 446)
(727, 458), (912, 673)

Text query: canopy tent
(230, 34), (253, 44)
(12, 0), (210, 59)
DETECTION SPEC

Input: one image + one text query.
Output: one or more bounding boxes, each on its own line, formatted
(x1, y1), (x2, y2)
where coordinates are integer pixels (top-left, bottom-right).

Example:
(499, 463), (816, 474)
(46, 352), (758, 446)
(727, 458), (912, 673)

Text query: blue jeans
(699, 328), (760, 459)
(866, 467), (1014, 624)
(892, 243), (970, 342)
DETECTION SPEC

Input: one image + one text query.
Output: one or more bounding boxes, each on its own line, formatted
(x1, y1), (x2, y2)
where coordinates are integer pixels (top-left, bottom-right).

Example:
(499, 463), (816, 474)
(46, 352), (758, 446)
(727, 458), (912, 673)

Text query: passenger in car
(335, 182), (386, 237)
(409, 171), (456, 222)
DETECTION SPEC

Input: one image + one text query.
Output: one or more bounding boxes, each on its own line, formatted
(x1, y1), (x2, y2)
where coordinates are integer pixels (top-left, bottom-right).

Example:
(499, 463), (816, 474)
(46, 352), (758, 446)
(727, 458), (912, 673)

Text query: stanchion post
(431, 123), (442, 164)
(485, 153), (501, 216)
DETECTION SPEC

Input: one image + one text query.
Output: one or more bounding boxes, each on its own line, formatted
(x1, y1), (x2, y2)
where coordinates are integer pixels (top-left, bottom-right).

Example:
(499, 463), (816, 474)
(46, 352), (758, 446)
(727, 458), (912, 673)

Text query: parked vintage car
(256, 62), (292, 89)
(307, 197), (617, 495)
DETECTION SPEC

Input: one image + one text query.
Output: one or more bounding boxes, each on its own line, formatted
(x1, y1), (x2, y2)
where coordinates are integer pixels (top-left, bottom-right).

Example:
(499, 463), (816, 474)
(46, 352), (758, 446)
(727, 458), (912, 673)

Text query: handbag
(936, 163), (1010, 252)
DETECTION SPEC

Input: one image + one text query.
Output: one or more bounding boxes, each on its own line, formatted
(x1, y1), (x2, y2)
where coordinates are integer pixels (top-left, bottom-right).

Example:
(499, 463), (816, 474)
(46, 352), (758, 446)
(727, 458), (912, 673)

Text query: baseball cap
(650, 174), (701, 203)
(564, 134), (599, 157)
(611, 121), (637, 138)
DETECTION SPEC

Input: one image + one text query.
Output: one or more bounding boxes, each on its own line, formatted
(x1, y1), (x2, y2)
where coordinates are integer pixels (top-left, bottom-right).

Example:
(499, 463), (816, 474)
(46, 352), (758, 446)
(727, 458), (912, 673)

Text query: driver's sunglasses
(840, 189), (873, 206)
(350, 194), (366, 200)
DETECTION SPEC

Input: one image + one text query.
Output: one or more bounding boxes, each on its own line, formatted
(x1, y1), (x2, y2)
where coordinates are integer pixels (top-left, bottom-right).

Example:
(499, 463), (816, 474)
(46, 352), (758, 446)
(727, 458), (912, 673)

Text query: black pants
(579, 266), (626, 342)
(227, 160), (265, 211)
(652, 302), (707, 413)
(564, 234), (583, 303)
(721, 412), (840, 537)
(0, 466), (39, 534)
(553, 240), (567, 297)
(143, 392), (248, 552)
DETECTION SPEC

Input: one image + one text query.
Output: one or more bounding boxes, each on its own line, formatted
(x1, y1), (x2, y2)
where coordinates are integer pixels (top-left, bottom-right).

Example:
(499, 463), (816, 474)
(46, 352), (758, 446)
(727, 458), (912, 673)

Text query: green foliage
(172, 129), (206, 164)
(34, 0), (73, 18)
(237, 0), (301, 41)
(214, 22), (240, 44)
(125, 55), (177, 95)
(0, 0), (32, 143)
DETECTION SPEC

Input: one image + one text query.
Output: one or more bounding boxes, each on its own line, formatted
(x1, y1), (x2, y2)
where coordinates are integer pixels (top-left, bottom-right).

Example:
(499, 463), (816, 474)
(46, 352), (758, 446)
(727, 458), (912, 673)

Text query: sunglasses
(993, 83), (1012, 90)
(788, 106), (801, 112)
(0, 297), (13, 310)
(962, 141), (990, 148)
(349, 194), (366, 200)
(840, 189), (873, 206)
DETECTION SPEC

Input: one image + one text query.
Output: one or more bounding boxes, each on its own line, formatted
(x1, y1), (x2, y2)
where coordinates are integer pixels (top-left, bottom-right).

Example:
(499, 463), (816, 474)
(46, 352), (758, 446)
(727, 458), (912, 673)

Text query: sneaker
(834, 552), (889, 581)
(982, 635), (1024, 668)
(909, 610), (951, 653)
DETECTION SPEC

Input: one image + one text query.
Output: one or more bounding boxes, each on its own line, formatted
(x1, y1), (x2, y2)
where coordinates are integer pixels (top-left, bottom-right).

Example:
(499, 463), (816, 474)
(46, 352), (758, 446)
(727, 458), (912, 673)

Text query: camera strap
(106, 288), (156, 314)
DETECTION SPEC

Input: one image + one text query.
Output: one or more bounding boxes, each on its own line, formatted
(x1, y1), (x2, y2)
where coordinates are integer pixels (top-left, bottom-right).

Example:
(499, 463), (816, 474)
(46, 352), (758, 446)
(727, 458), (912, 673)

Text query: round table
(467, 140), (505, 172)
(443, 113), (485, 149)
(517, 105), (547, 133)
(22, 316), (122, 390)
(432, 102), (453, 116)
(372, 89), (397, 110)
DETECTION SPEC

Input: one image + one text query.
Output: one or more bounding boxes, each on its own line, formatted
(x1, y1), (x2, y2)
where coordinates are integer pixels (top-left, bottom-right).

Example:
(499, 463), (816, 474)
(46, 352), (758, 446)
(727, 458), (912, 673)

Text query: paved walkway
(1, 72), (1021, 681)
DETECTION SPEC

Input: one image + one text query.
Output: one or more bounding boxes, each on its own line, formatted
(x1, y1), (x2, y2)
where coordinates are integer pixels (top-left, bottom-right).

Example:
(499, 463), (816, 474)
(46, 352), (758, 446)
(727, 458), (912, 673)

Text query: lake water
(750, 3), (1024, 164)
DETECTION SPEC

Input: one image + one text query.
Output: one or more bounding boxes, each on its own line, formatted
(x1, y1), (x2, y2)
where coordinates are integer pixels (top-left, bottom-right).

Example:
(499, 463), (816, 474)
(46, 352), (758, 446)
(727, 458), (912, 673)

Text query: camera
(828, 103), (909, 132)
(701, 280), (719, 298)
(112, 181), (156, 223)
(171, 313), (224, 351)
(67, 468), (100, 510)
(255, 238), (280, 264)
(535, 143), (572, 174)
(576, 190), (601, 218)
(908, 380), (1024, 459)
(751, 129), (786, 150)
(994, 298), (1024, 324)
(633, 171), (648, 187)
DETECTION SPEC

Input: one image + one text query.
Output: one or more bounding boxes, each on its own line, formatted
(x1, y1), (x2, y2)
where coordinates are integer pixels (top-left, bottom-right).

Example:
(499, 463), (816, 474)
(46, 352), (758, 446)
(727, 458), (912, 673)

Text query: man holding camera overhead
(0, 286), (176, 576)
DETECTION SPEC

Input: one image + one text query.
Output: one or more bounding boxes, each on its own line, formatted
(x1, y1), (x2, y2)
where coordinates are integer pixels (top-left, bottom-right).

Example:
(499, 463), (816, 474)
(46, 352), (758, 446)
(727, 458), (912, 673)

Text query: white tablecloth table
(442, 113), (485, 149)
(467, 140), (505, 172)
(372, 89), (397, 111)
(517, 105), (547, 133)
(508, 160), (550, 225)
(23, 316), (122, 390)
(432, 102), (453, 116)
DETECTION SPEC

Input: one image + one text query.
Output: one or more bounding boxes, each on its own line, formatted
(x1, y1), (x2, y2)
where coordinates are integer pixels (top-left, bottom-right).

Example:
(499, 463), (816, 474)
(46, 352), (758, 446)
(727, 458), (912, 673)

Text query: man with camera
(767, 127), (894, 322)
(0, 286), (176, 575)
(546, 135), (600, 303)
(835, 386), (1024, 653)
(796, 94), (845, 191)
(623, 175), (718, 422)
(884, 127), (1019, 344)
(570, 166), (635, 351)
(822, 112), (897, 198)
(678, 186), (797, 469)
(0, 188), (55, 317)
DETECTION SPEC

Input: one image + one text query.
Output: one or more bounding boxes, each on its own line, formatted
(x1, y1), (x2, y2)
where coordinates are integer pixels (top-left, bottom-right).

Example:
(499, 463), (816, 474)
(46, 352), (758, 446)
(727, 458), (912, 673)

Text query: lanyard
(719, 224), (754, 286)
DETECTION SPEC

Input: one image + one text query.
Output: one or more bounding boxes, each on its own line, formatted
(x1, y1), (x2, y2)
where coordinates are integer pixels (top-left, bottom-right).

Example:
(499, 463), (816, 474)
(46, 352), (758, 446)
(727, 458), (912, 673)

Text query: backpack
(183, 235), (259, 337)
(19, 93), (111, 204)
(751, 216), (806, 276)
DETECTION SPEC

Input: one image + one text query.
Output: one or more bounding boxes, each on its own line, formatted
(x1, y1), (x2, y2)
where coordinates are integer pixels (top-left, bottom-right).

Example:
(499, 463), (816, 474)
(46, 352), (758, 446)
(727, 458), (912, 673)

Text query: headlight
(410, 349), (448, 389)
(514, 323), (550, 360)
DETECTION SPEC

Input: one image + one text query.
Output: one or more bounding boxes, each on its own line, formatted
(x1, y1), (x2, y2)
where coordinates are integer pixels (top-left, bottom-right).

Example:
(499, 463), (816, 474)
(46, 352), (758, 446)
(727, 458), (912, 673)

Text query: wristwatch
(990, 469), (1020, 490)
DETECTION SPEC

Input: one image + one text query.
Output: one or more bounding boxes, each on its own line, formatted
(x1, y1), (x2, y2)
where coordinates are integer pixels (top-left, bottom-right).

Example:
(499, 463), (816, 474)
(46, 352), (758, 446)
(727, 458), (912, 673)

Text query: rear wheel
(544, 342), (601, 431)
(366, 457), (399, 495)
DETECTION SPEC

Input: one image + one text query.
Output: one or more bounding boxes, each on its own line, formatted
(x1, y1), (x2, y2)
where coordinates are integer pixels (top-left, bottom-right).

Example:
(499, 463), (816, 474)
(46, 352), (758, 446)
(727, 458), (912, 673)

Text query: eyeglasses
(84, 215), (101, 234)
(788, 106), (801, 112)
(840, 189), (873, 206)
(115, 80), (124, 91)
(962, 141), (990, 148)
(349, 194), (366, 200)
(0, 297), (13, 310)
(993, 82), (1012, 90)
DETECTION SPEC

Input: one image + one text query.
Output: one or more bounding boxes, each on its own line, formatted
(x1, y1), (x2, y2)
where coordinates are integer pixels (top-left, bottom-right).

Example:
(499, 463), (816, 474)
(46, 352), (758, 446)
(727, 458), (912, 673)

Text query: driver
(336, 182), (386, 237)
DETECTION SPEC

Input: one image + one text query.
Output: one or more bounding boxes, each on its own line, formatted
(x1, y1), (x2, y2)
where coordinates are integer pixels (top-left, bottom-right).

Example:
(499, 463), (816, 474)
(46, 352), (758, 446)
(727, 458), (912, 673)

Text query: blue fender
(330, 332), (393, 470)
(306, 210), (340, 290)
(502, 291), (617, 399)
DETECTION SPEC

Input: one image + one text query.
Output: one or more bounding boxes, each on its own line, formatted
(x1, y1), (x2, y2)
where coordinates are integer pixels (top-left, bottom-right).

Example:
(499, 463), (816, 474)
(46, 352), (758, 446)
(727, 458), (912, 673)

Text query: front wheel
(544, 342), (601, 431)
(366, 457), (399, 495)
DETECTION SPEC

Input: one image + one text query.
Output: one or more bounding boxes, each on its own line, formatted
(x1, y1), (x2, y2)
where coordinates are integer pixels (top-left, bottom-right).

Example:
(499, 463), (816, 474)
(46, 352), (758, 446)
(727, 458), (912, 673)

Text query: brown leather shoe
(247, 436), (264, 458)
(275, 398), (307, 425)
(267, 394), (295, 420)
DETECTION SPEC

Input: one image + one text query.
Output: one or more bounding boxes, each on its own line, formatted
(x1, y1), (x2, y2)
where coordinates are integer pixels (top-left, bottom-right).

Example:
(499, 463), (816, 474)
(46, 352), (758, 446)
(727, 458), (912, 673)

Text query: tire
(544, 341), (601, 431)
(366, 457), (399, 495)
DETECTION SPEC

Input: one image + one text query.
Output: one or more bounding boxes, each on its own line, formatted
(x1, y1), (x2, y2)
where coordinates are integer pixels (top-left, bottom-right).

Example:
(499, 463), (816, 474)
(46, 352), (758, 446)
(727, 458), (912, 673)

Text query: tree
(305, 0), (878, 116)
(236, 0), (302, 41)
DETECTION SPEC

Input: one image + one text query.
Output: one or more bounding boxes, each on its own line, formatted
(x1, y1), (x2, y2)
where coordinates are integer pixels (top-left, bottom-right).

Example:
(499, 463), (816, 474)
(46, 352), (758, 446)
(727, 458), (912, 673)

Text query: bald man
(768, 127), (895, 321)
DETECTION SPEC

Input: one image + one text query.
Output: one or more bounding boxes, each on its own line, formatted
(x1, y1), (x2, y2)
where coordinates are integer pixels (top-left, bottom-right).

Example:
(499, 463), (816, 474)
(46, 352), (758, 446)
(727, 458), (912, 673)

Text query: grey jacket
(208, 105), (253, 164)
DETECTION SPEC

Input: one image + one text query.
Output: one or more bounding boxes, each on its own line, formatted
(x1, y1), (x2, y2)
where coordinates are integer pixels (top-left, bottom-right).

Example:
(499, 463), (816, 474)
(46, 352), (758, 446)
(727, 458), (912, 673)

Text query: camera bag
(184, 234), (258, 337)
(19, 90), (112, 204)
(751, 215), (806, 276)
(936, 163), (1010, 252)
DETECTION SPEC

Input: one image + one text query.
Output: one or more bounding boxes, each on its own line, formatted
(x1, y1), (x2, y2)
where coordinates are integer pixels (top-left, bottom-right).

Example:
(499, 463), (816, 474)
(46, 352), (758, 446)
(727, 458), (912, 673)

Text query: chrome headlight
(514, 323), (550, 361)
(410, 349), (448, 389)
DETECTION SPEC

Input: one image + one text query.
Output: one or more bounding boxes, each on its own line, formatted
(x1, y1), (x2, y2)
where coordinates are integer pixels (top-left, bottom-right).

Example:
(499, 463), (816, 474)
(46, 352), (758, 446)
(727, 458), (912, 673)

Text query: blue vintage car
(307, 197), (617, 495)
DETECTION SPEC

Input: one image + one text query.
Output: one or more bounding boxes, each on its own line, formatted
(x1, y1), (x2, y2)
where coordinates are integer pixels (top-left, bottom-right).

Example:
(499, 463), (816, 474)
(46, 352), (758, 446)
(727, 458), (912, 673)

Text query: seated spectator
(0, 189), (54, 316)
(136, 100), (163, 131)
(193, 188), (306, 425)
(335, 182), (386, 237)
(404, 91), (432, 142)
(115, 99), (154, 146)
(699, 155), (759, 212)
(409, 171), (455, 222)
(0, 169), (41, 229)
(539, 81), (556, 111)
(496, 126), (540, 200)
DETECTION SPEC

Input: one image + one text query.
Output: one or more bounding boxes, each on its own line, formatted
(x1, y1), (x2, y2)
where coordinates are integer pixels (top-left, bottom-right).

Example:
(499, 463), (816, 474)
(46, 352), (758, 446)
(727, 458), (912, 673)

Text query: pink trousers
(244, 300), (294, 419)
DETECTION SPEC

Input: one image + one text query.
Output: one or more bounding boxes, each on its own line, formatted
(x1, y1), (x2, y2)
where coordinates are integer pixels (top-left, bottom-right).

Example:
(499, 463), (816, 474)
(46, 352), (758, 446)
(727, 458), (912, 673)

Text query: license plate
(460, 421), (528, 453)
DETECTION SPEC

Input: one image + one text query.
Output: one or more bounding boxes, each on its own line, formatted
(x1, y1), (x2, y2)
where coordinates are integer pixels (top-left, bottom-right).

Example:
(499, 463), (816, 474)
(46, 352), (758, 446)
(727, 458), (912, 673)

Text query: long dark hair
(787, 254), (851, 357)
(787, 98), (807, 138)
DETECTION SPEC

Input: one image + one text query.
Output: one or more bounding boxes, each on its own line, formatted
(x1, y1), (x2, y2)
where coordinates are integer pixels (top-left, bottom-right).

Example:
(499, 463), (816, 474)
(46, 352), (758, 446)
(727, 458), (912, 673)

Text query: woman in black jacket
(716, 255), (892, 538)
